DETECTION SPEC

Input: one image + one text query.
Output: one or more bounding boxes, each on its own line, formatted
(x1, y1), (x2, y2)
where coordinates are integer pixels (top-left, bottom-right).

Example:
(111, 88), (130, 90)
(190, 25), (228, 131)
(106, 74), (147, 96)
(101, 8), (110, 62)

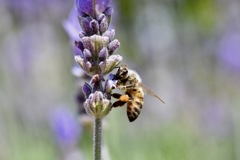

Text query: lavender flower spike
(74, 0), (121, 76)
(71, 0), (123, 159)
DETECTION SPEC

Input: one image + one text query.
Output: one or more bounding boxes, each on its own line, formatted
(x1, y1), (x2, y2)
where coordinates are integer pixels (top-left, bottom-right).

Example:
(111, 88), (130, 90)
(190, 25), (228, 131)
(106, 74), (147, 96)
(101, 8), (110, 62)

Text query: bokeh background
(1, 0), (240, 160)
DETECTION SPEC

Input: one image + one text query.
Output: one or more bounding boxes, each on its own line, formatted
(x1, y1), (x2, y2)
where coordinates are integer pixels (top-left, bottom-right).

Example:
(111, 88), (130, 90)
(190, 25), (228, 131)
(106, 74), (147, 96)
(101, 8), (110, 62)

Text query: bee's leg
(111, 93), (129, 108)
(111, 93), (126, 108)
(111, 93), (122, 99)
(125, 85), (134, 89)
(112, 93), (130, 101)
(118, 85), (134, 90)
(112, 100), (127, 108)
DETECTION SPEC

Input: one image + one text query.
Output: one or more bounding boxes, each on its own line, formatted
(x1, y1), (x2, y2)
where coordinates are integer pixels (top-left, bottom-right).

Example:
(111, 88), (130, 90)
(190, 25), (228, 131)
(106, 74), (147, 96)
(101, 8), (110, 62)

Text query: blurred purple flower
(201, 103), (231, 137)
(63, 7), (83, 70)
(75, 0), (111, 17)
(8, 0), (70, 20)
(51, 107), (81, 148)
(218, 31), (240, 71)
(63, 7), (82, 41)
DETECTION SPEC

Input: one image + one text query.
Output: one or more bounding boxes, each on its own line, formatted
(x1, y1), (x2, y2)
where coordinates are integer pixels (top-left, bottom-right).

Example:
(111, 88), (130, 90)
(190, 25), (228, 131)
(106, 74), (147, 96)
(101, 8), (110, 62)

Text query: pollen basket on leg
(119, 95), (129, 102)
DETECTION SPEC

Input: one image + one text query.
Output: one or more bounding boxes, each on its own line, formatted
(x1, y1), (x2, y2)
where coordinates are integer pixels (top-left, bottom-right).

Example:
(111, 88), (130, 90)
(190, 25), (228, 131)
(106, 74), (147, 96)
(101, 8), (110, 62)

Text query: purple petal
(82, 82), (92, 97)
(104, 6), (113, 16)
(105, 77), (116, 95)
(74, 41), (84, 52)
(96, 0), (111, 15)
(75, 0), (111, 17)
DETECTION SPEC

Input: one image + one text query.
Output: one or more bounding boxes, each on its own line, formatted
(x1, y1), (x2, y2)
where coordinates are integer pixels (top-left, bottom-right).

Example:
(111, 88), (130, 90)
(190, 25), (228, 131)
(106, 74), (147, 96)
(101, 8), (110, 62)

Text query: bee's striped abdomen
(126, 88), (144, 122)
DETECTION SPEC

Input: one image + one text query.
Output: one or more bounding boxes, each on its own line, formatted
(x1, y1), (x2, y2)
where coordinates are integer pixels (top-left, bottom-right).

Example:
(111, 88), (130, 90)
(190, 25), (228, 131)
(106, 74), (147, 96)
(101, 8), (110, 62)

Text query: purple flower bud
(78, 16), (94, 35)
(82, 35), (109, 59)
(83, 49), (93, 62)
(98, 47), (108, 62)
(99, 54), (122, 74)
(75, 0), (111, 18)
(82, 49), (98, 74)
(97, 14), (105, 22)
(82, 82), (92, 98)
(95, 91), (103, 102)
(99, 15), (109, 34)
(90, 19), (100, 34)
(84, 91), (111, 118)
(76, 49), (103, 76)
(102, 29), (115, 40)
(75, 55), (92, 74)
(108, 39), (120, 55)
(82, 37), (93, 52)
(104, 6), (113, 16)
(86, 60), (93, 68)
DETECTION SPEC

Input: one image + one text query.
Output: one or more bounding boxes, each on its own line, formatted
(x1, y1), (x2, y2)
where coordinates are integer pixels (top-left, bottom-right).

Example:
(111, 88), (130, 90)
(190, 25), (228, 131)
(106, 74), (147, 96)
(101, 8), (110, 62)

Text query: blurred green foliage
(174, 0), (217, 32)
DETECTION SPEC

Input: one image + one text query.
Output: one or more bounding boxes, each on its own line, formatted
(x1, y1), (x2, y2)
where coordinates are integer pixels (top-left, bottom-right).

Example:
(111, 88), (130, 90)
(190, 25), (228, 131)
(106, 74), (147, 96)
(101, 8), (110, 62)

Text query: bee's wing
(139, 83), (165, 104)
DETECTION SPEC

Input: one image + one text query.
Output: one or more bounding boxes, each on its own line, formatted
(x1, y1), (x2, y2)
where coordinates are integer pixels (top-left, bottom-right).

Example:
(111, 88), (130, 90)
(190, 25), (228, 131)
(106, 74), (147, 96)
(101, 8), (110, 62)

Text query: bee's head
(115, 65), (128, 80)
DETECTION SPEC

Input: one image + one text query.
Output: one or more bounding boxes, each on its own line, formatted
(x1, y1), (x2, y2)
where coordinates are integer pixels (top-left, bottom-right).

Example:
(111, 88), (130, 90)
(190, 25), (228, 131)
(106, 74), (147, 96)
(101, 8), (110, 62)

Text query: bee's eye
(115, 67), (128, 79)
(121, 69), (128, 77)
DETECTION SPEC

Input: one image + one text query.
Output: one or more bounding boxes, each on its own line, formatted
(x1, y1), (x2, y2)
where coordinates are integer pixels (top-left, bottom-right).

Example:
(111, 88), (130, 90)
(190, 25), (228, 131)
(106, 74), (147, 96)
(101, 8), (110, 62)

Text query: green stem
(94, 118), (102, 160)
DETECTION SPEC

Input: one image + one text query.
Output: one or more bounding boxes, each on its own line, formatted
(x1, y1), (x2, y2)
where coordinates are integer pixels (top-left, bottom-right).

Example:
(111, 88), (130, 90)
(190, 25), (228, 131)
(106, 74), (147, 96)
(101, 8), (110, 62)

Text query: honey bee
(111, 65), (165, 122)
